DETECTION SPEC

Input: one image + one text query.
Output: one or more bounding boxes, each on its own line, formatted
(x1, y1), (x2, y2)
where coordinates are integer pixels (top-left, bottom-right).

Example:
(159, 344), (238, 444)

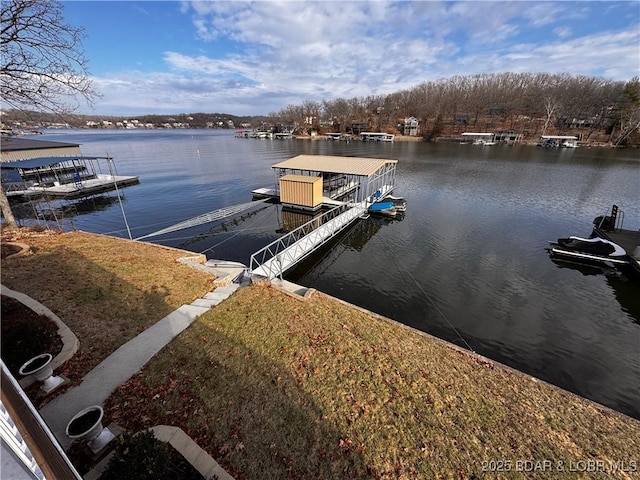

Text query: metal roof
(0, 136), (80, 151)
(541, 135), (578, 140)
(0, 156), (110, 170)
(272, 155), (397, 177)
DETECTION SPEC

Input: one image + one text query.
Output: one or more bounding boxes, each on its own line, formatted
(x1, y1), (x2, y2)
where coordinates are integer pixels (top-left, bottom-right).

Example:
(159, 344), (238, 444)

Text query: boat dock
(591, 204), (640, 278)
(593, 226), (640, 276)
(1, 154), (139, 201)
(359, 132), (395, 142)
(249, 155), (398, 279)
(250, 186), (393, 279)
(6, 174), (139, 200)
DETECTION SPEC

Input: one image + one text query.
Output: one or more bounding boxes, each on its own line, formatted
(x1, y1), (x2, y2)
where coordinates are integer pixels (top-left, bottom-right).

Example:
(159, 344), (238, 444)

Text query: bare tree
(322, 98), (350, 132)
(1, 0), (98, 114)
(1, 0), (99, 228)
(612, 77), (640, 146)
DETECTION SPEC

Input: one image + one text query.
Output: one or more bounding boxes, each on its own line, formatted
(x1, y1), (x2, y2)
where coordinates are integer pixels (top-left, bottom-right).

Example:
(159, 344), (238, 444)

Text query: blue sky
(62, 1), (640, 116)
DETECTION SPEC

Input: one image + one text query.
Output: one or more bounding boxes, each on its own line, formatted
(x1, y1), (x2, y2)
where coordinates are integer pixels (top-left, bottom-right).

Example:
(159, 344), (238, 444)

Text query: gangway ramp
(250, 203), (367, 279)
(136, 199), (268, 240)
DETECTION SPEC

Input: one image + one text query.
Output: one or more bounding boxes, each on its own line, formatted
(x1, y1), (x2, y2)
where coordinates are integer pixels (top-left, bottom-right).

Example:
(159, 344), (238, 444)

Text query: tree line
(269, 73), (640, 146)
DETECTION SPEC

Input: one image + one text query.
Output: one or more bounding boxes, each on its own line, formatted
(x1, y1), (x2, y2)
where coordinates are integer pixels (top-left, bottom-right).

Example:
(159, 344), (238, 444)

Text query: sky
(61, 1), (640, 116)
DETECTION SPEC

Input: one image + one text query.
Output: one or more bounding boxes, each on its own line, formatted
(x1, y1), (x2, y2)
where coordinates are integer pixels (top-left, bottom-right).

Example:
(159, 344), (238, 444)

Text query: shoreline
(4, 228), (638, 424)
(292, 133), (623, 147)
(312, 287), (639, 424)
(3, 229), (639, 478)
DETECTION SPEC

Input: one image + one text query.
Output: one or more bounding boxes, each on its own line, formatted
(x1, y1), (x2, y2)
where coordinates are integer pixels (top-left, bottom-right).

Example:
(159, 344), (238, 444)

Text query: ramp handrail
(250, 203), (363, 279)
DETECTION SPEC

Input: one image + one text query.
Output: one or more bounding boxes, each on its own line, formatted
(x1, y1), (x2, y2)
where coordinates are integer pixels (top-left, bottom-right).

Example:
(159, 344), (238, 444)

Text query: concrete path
(39, 283), (240, 450)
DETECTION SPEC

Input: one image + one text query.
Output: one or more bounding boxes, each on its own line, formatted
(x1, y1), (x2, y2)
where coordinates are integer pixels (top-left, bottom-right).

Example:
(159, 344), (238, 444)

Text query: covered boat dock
(1, 156), (139, 200)
(460, 132), (497, 145)
(538, 135), (579, 148)
(259, 154), (398, 211)
(250, 154), (398, 279)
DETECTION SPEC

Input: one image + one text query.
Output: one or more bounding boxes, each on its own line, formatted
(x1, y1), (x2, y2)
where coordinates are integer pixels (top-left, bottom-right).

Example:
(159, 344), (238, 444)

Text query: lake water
(24, 129), (640, 420)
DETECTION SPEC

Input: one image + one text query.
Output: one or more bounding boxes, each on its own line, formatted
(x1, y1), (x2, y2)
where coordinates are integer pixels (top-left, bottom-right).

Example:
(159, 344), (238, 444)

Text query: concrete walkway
(2, 253), (251, 480)
(39, 281), (240, 450)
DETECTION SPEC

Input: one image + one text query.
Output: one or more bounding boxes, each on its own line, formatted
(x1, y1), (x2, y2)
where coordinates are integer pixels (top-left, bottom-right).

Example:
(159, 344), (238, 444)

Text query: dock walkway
(594, 226), (640, 276)
(251, 203), (367, 279)
(250, 184), (393, 279)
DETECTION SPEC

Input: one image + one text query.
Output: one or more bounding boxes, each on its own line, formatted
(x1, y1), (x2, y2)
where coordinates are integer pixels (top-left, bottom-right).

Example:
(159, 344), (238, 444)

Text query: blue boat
(368, 201), (394, 212)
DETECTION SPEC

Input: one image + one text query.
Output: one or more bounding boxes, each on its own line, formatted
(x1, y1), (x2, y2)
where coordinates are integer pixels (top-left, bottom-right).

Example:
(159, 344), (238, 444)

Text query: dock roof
(0, 136), (80, 152)
(1, 137), (82, 162)
(0, 156), (110, 170)
(272, 155), (397, 177)
(541, 135), (578, 140)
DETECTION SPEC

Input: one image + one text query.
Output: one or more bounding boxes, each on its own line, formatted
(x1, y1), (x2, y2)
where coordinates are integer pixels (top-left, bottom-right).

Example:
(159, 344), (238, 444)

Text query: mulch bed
(1, 243), (23, 259)
(0, 295), (63, 376)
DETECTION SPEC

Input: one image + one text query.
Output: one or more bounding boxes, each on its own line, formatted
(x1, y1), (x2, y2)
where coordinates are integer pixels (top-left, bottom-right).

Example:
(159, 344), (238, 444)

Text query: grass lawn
(105, 284), (640, 479)
(1, 229), (214, 381)
(2, 229), (639, 479)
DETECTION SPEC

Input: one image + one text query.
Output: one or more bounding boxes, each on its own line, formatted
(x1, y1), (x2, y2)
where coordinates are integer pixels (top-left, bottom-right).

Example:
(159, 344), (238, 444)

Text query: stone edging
(0, 284), (79, 388)
(1, 242), (32, 259)
(151, 426), (234, 480)
(84, 425), (234, 480)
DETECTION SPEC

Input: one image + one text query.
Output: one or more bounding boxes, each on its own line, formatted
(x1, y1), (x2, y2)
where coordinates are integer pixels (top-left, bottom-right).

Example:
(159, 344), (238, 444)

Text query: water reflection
(29, 129), (640, 420)
(287, 214), (404, 282)
(549, 256), (622, 278)
(11, 194), (122, 222)
(608, 276), (640, 324)
(549, 257), (640, 324)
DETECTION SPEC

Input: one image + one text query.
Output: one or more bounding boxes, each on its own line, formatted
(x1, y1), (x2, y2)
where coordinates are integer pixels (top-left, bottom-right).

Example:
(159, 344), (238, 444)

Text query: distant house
(403, 117), (420, 136)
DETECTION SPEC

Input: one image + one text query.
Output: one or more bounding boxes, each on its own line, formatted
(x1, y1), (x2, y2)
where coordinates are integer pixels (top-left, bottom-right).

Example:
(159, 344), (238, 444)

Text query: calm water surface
(30, 129), (640, 419)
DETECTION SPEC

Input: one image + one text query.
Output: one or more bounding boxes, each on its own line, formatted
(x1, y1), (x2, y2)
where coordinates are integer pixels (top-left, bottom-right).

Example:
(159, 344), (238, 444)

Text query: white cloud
(84, 1), (640, 115)
(553, 26), (572, 39)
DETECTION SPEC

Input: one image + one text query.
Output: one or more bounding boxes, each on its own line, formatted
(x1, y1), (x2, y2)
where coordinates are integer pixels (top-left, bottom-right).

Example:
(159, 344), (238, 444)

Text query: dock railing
(595, 204), (624, 232)
(250, 203), (365, 279)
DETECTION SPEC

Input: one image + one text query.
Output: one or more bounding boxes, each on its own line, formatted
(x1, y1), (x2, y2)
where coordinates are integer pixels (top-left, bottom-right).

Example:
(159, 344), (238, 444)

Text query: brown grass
(1, 229), (214, 380)
(2, 228), (639, 479)
(104, 284), (640, 479)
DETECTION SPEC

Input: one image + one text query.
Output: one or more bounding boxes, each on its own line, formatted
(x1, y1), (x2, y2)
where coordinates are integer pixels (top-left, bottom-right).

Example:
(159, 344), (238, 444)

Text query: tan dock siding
(279, 174), (323, 208)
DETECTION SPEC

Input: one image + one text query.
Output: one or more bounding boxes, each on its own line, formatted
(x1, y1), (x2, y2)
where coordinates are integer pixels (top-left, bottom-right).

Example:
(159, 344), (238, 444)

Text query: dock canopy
(0, 156), (112, 170)
(0, 137), (82, 162)
(272, 154), (397, 177)
(271, 154), (398, 208)
(541, 135), (578, 140)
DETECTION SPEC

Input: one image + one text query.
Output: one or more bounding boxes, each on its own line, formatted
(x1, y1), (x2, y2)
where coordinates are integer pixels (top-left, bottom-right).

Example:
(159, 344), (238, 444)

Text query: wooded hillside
(271, 73), (640, 146)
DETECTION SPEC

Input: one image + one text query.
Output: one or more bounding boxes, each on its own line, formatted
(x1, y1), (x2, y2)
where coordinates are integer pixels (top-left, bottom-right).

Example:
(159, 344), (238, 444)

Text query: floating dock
(590, 204), (640, 278)
(250, 154), (398, 279)
(5, 174), (139, 200)
(1, 155), (139, 201)
(593, 226), (640, 278)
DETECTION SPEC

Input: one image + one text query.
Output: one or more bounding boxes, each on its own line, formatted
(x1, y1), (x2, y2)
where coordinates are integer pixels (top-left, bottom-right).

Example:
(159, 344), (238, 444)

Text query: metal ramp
(136, 199), (268, 240)
(250, 203), (368, 279)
